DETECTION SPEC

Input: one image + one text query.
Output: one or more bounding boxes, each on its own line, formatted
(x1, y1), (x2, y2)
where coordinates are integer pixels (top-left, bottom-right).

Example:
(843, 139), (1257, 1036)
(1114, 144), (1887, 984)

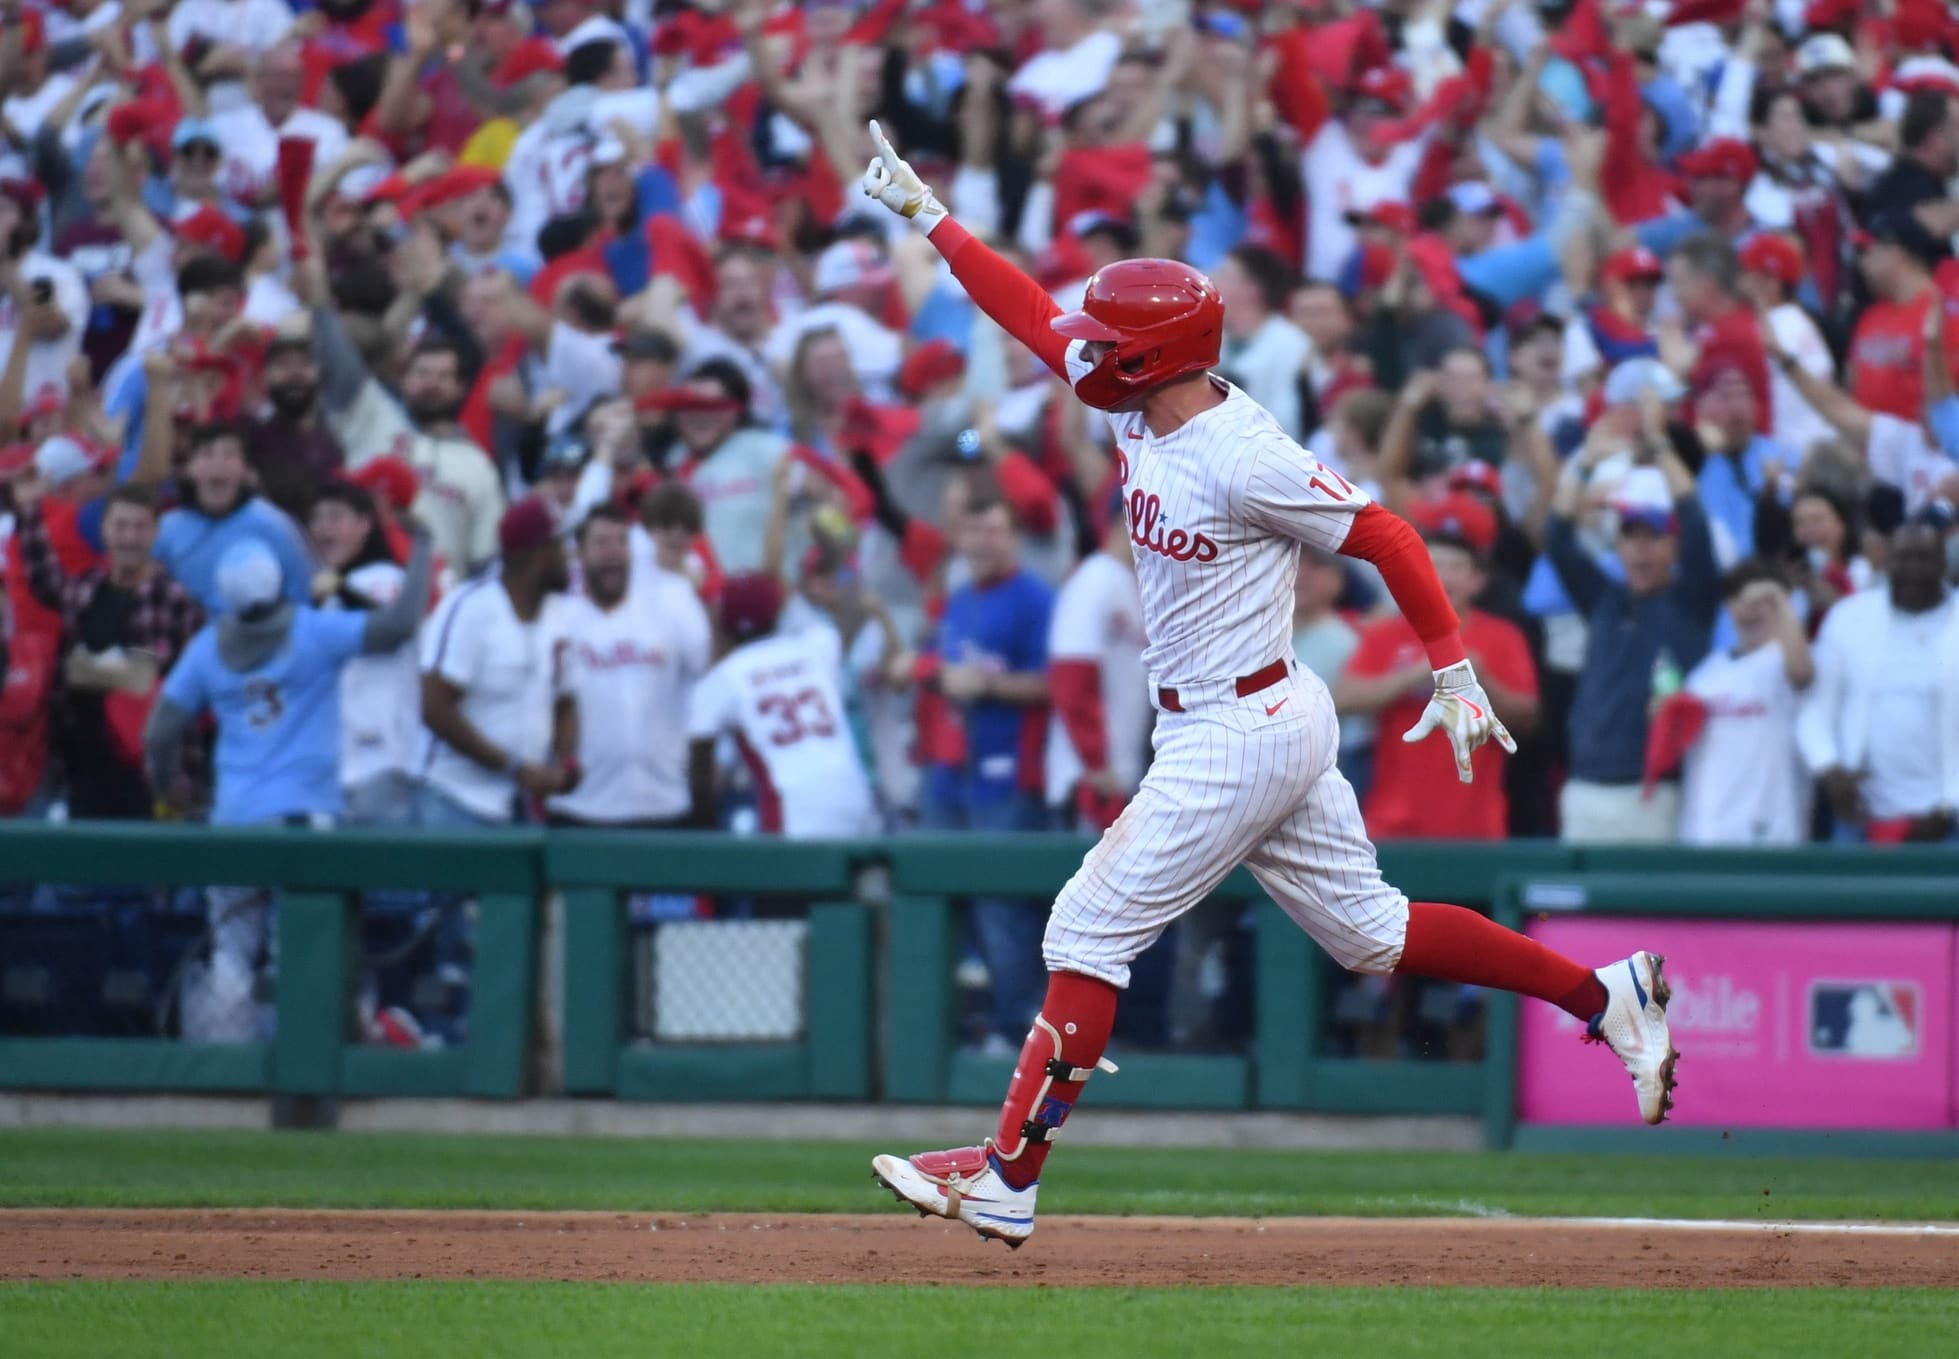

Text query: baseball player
(860, 124), (1679, 1248)
(686, 572), (877, 838)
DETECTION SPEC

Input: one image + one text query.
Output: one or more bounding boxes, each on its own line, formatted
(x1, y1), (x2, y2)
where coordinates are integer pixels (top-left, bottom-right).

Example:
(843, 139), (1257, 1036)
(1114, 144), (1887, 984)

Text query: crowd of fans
(5, 0), (1959, 1048)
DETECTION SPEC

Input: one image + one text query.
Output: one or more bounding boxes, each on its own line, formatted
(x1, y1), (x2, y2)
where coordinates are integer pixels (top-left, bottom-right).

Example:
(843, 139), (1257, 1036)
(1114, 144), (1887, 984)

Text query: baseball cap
(637, 382), (743, 415)
(1602, 356), (1686, 408)
(172, 118), (221, 154)
(898, 339), (965, 399)
(499, 495), (560, 556)
(33, 435), (107, 486)
(718, 208), (781, 252)
(1350, 65), (1413, 113)
(1612, 466), (1678, 536)
(1407, 492), (1497, 556)
(1676, 137), (1758, 183)
(1601, 245), (1665, 285)
(1448, 459), (1505, 500)
(540, 431), (588, 474)
(716, 572), (786, 641)
(590, 137), (630, 169)
(409, 165), (500, 217)
(812, 238), (895, 296)
(215, 539), (285, 614)
(348, 456), (420, 512)
(176, 205), (247, 265)
(1796, 33), (1857, 78)
(493, 37), (568, 90)
(1739, 233), (1806, 289)
(1615, 503), (1679, 536)
(1443, 182), (1502, 217)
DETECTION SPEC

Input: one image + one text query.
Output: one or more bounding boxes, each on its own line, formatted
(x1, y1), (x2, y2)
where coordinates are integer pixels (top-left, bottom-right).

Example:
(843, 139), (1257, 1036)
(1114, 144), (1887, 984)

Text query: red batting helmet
(1050, 258), (1225, 411)
(716, 571), (785, 642)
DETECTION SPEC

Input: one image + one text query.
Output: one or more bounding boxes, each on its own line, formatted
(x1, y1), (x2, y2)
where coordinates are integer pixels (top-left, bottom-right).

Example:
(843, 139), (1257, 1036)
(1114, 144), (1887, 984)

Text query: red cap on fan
(1739, 234), (1806, 289)
(1351, 65), (1413, 111)
(898, 340), (965, 399)
(349, 456), (421, 512)
(1406, 491), (1498, 557)
(1601, 245), (1665, 284)
(1676, 137), (1758, 182)
(493, 38), (567, 89)
(176, 206), (247, 265)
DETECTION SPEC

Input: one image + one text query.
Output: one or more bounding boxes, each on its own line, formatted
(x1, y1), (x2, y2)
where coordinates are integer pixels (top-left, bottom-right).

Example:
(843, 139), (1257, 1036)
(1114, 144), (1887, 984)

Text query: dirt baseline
(5, 1210), (1957, 1288)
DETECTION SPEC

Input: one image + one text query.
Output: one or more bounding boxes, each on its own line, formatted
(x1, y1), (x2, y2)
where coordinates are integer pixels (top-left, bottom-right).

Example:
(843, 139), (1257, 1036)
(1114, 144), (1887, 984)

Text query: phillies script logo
(1128, 490), (1219, 563)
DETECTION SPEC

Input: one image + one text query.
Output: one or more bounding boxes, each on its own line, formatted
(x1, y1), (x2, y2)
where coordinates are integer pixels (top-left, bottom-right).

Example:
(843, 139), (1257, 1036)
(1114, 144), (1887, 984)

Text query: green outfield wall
(0, 823), (1953, 1148)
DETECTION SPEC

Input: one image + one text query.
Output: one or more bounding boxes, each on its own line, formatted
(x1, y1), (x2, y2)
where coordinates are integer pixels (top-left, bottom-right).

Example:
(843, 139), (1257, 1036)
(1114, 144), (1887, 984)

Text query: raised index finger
(868, 119), (902, 173)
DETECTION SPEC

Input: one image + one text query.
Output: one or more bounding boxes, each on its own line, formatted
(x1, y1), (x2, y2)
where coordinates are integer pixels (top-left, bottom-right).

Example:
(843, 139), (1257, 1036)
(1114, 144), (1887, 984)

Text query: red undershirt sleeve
(1048, 659), (1110, 772)
(927, 219), (1073, 382)
(1335, 504), (1467, 669)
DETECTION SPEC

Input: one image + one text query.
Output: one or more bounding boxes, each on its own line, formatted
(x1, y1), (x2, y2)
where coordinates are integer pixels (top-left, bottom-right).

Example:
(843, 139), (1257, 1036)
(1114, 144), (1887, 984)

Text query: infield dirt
(4, 1210), (1955, 1288)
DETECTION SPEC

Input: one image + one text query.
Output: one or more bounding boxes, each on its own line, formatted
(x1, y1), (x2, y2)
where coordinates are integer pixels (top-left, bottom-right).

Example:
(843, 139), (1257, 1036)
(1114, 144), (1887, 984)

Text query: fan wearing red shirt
(1334, 495), (1538, 839)
(1847, 221), (1940, 421)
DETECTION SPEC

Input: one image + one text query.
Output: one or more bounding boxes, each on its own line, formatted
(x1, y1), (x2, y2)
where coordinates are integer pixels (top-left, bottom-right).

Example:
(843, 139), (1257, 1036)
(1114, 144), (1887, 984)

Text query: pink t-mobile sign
(1517, 918), (1955, 1129)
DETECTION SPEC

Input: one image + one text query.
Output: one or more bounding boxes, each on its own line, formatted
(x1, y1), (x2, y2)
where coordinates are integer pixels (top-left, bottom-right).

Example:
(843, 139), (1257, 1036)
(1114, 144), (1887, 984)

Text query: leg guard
(989, 1014), (1119, 1166)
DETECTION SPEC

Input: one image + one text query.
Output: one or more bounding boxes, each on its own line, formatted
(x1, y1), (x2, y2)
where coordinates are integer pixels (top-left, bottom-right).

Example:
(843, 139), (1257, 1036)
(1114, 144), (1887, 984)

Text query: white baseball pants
(1043, 666), (1408, 988)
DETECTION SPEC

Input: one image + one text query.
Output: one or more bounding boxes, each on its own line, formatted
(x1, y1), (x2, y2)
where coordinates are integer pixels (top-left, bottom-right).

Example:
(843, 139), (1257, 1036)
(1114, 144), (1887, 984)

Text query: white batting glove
(862, 119), (947, 236)
(1402, 659), (1517, 784)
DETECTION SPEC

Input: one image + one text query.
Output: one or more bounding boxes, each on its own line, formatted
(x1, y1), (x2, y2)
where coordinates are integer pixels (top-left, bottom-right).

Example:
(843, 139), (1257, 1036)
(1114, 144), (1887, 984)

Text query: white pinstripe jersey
(1065, 345), (1371, 690)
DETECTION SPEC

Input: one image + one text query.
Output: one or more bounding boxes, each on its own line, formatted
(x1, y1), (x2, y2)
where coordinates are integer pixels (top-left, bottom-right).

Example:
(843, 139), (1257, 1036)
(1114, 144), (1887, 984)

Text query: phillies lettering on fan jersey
(686, 627), (876, 837)
(548, 574), (711, 824)
(1073, 346), (1372, 690)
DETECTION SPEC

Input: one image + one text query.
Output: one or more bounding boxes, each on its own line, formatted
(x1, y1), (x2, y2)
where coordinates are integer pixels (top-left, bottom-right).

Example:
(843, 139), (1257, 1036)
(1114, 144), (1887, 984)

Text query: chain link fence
(625, 896), (810, 1044)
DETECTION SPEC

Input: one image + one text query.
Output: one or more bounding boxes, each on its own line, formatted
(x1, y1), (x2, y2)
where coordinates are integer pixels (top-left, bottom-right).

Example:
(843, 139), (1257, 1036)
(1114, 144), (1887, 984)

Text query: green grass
(5, 1128), (1959, 1220)
(4, 1283), (1956, 1358)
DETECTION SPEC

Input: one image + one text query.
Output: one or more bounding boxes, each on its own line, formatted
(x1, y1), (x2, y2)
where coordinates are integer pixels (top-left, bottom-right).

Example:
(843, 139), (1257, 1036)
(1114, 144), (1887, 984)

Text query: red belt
(1157, 658), (1289, 714)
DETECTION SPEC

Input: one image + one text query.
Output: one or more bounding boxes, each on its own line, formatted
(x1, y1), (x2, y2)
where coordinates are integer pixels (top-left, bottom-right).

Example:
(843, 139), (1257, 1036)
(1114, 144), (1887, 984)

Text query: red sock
(1397, 901), (1606, 1020)
(990, 971), (1118, 1190)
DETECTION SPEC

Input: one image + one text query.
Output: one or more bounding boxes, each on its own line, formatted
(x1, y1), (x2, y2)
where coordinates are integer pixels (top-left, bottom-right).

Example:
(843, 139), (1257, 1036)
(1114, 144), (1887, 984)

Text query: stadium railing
(0, 821), (545, 1100)
(2, 824), (1954, 1150)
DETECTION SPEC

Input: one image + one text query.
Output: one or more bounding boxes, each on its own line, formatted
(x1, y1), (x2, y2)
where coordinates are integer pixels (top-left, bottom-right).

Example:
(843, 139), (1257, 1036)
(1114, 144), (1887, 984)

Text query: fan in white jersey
(685, 571), (876, 838)
(1677, 564), (1815, 845)
(549, 504), (712, 828)
(858, 121), (1680, 1247)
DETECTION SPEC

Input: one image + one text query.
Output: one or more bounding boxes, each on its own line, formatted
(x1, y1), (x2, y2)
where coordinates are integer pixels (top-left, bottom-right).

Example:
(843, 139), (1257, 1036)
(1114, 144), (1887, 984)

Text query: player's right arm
(861, 121), (1072, 382)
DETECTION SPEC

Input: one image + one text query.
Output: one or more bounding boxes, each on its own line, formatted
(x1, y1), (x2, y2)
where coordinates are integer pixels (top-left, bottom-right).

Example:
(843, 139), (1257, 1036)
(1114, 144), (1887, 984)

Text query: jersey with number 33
(686, 627), (876, 837)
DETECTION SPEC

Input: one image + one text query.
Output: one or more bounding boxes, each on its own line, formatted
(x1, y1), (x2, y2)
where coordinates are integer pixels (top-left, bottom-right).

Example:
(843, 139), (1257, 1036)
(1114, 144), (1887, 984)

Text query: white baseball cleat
(872, 1145), (1037, 1248)
(1584, 951), (1679, 1124)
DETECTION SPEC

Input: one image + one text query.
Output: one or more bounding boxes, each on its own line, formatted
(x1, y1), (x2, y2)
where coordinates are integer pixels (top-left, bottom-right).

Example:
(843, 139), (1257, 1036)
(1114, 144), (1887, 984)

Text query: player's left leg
(1244, 765), (1678, 1125)
(873, 706), (1322, 1245)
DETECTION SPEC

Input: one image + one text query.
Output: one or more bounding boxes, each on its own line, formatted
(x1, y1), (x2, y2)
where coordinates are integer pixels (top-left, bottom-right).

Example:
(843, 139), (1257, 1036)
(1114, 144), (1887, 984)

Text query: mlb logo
(1807, 982), (1922, 1060)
